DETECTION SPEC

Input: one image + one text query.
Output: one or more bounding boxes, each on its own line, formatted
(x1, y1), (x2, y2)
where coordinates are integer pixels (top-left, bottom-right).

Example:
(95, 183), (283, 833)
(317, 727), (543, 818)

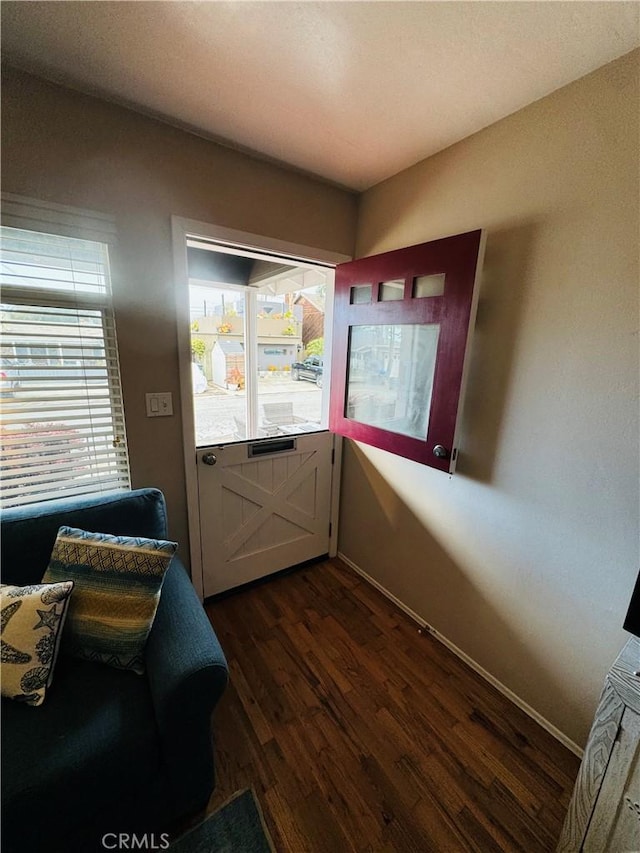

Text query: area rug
(170, 789), (275, 853)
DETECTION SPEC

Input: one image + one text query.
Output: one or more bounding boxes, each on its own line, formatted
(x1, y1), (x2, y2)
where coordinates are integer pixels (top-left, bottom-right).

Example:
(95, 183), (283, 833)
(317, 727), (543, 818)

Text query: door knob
(202, 452), (217, 466)
(432, 445), (449, 459)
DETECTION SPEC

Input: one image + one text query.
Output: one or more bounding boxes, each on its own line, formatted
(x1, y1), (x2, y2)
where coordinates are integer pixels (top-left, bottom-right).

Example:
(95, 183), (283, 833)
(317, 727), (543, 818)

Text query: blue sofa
(1, 488), (229, 853)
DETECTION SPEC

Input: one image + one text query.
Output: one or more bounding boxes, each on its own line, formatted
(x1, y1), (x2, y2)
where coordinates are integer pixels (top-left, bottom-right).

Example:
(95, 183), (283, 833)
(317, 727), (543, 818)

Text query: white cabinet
(558, 637), (640, 852)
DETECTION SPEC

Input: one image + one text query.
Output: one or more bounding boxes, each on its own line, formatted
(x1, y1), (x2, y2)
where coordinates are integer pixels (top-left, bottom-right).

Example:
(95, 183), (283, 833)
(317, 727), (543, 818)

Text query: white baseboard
(337, 551), (583, 759)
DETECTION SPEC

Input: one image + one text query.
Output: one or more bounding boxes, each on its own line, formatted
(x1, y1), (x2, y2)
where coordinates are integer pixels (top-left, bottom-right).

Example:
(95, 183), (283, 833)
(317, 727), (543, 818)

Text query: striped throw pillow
(42, 526), (177, 674)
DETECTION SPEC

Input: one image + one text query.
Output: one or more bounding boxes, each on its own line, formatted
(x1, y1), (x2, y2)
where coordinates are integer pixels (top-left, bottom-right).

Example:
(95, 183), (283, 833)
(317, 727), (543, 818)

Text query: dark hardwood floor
(204, 558), (580, 852)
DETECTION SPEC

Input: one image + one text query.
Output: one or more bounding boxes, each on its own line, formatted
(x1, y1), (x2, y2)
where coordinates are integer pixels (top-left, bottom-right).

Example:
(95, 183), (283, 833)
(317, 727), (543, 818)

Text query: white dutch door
(183, 233), (338, 596)
(198, 432), (333, 596)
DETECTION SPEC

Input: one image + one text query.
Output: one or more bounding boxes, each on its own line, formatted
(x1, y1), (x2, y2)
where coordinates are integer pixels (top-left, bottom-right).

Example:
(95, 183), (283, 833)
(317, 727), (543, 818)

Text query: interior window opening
(187, 240), (332, 447)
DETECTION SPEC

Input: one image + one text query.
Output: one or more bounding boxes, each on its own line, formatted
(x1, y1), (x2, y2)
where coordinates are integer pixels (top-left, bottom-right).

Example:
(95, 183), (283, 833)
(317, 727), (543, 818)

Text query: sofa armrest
(145, 558), (228, 809)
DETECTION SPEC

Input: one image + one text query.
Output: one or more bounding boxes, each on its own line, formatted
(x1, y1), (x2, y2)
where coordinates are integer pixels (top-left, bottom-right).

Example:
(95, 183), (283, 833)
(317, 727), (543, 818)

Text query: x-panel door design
(198, 431), (333, 596)
(180, 231), (338, 597)
(178, 220), (482, 597)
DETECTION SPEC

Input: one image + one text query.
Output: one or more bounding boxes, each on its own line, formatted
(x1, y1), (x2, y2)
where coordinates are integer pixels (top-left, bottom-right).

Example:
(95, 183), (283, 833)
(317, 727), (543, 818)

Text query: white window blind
(1, 198), (130, 507)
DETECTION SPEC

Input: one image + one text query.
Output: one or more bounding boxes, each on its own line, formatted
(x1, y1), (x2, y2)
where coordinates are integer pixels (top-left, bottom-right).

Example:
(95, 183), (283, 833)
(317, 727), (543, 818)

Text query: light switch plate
(145, 392), (173, 417)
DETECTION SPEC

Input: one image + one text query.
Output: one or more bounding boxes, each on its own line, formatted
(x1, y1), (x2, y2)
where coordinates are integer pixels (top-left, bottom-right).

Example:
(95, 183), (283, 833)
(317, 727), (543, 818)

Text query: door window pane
(379, 280), (405, 301)
(190, 270), (328, 446)
(413, 273), (445, 298)
(346, 324), (440, 439)
(190, 285), (247, 445)
(350, 284), (372, 304)
(256, 290), (323, 437)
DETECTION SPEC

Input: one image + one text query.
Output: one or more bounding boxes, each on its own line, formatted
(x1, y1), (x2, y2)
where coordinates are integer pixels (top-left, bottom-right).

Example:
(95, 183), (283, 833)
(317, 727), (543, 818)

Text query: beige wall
(3, 53), (638, 749)
(341, 50), (639, 747)
(1, 66), (357, 553)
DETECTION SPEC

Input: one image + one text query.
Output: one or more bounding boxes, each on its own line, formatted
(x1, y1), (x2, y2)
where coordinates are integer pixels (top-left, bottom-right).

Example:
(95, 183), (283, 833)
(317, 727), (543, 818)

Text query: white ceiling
(2, 1), (638, 191)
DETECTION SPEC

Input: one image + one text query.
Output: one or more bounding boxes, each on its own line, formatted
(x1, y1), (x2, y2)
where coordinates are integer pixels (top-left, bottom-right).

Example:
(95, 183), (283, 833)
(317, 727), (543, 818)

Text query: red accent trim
(330, 230), (483, 472)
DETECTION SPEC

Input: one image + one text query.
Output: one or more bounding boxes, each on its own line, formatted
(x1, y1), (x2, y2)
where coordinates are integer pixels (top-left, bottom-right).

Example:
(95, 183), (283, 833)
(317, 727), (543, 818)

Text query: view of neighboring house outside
(294, 292), (325, 349)
(211, 339), (245, 388)
(191, 304), (305, 388)
(188, 281), (327, 442)
(258, 344), (297, 373)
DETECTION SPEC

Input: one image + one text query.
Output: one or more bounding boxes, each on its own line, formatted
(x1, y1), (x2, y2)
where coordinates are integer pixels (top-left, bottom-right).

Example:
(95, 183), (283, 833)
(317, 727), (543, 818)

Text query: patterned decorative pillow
(42, 526), (177, 674)
(0, 581), (74, 706)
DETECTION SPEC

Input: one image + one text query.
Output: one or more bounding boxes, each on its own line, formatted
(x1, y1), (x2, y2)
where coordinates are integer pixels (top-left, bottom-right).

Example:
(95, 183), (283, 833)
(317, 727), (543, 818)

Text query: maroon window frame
(329, 230), (484, 473)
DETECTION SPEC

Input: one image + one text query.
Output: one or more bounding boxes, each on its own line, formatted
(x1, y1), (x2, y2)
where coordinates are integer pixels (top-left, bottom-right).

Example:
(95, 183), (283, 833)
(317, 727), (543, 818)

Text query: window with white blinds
(1, 202), (130, 508)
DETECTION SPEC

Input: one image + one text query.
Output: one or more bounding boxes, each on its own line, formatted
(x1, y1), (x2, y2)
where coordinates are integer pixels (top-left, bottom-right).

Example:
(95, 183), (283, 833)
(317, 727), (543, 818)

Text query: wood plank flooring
(204, 558), (580, 852)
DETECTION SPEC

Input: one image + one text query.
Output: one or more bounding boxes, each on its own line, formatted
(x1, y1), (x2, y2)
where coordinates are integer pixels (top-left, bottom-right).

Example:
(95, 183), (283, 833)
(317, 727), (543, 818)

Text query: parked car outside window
(291, 356), (323, 387)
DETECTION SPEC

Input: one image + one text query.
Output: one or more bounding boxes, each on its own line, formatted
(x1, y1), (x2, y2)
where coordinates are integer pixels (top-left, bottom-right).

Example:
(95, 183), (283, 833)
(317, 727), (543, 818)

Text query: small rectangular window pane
(350, 284), (372, 304)
(379, 280), (405, 302)
(413, 274), (445, 298)
(0, 229), (109, 296)
(346, 324), (439, 439)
